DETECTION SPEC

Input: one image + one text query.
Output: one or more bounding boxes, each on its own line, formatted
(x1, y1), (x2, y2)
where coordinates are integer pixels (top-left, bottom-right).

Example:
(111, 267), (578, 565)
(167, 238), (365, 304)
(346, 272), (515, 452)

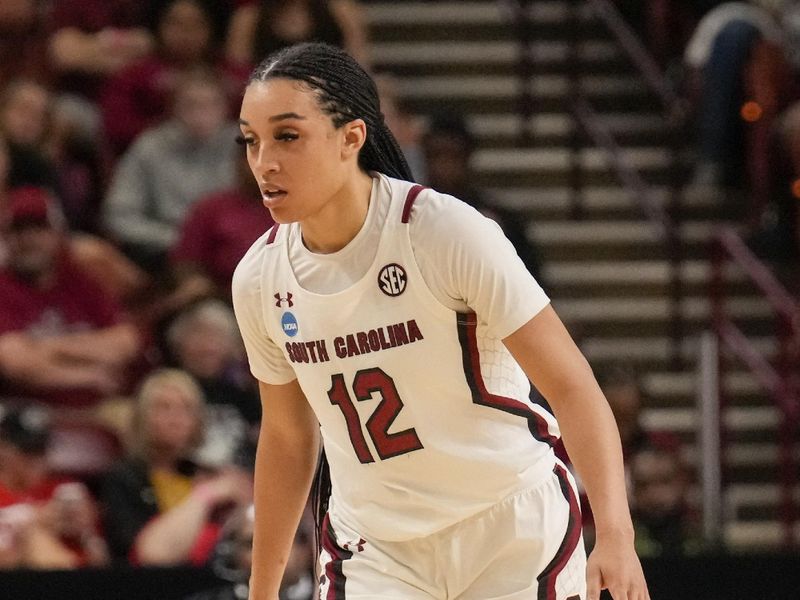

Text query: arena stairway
(366, 0), (797, 551)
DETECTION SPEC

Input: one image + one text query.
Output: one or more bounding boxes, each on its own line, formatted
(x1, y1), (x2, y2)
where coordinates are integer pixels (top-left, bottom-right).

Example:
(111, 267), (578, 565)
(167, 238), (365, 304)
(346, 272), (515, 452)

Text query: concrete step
(372, 40), (631, 76)
(472, 145), (676, 188)
(528, 220), (719, 261)
(578, 335), (776, 372)
(543, 259), (755, 298)
(367, 1), (609, 42)
(642, 406), (779, 436)
(727, 484), (800, 519)
(396, 74), (658, 114)
(644, 370), (771, 408)
(467, 112), (671, 147)
(552, 295), (775, 338)
(488, 185), (725, 221)
(725, 519), (800, 550)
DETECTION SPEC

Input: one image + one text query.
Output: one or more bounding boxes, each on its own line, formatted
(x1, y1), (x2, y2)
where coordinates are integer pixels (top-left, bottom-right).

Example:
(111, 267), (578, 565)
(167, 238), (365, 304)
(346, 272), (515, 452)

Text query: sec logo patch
(378, 263), (407, 297)
(281, 312), (299, 337)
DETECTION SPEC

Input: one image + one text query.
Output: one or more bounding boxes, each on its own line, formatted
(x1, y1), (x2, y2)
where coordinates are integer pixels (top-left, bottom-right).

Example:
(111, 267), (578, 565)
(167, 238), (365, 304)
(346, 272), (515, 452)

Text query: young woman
(232, 42), (649, 600)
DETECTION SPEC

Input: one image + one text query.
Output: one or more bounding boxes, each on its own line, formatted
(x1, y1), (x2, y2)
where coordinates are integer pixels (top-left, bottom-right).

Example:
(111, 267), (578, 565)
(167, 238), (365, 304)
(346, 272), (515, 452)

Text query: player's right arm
(250, 379), (320, 600)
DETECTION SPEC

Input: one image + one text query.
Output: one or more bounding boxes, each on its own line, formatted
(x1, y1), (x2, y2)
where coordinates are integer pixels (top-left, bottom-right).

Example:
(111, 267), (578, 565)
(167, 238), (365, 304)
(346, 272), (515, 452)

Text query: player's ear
(341, 119), (367, 161)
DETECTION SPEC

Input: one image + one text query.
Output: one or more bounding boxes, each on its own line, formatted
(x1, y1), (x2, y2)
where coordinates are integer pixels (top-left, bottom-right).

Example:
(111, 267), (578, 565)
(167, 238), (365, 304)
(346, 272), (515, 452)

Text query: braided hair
(248, 42), (414, 181)
(248, 42), (413, 551)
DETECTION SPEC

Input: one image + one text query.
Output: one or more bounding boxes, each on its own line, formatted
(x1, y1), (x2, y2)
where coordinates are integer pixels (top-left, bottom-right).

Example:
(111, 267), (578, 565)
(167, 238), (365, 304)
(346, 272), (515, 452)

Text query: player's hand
(586, 529), (650, 600)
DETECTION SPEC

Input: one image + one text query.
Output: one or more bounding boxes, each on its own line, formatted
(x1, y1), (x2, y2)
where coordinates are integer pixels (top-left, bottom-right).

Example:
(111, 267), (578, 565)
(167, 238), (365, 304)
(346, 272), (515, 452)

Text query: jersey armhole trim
(265, 223), (280, 244)
(401, 185), (427, 223)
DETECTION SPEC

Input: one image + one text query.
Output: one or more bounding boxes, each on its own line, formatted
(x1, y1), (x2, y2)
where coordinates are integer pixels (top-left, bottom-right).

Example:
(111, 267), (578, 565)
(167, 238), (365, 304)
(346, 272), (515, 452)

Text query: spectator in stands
(374, 72), (426, 182)
(421, 112), (545, 285)
(768, 102), (800, 259)
(170, 151), (273, 297)
(186, 504), (314, 600)
(683, 1), (794, 191)
(0, 0), (52, 86)
(101, 0), (244, 157)
(48, 0), (153, 104)
(0, 405), (109, 569)
(0, 186), (140, 408)
(0, 79), (59, 192)
(225, 0), (369, 69)
(631, 445), (701, 557)
(101, 369), (252, 567)
(163, 299), (260, 468)
(103, 68), (239, 272)
(0, 78), (105, 233)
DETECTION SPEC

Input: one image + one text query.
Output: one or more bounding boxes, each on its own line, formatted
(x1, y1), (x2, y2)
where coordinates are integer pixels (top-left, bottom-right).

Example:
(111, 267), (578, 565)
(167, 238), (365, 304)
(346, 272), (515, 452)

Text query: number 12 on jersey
(327, 368), (424, 463)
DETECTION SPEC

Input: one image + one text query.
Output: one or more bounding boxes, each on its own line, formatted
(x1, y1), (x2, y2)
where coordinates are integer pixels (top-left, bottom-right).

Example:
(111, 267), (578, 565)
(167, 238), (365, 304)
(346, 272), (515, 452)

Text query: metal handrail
(711, 226), (800, 547)
(573, 98), (669, 240)
(716, 228), (799, 323)
(585, 0), (681, 114)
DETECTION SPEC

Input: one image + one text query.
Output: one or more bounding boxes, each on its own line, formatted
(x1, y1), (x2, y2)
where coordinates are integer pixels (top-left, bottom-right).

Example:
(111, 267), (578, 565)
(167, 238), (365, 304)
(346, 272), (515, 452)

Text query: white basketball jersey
(247, 176), (559, 541)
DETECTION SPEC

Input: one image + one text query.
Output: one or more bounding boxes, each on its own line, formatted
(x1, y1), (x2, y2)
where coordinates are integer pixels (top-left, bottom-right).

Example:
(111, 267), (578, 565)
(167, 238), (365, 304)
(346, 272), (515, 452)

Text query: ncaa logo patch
(281, 312), (299, 337)
(378, 263), (407, 297)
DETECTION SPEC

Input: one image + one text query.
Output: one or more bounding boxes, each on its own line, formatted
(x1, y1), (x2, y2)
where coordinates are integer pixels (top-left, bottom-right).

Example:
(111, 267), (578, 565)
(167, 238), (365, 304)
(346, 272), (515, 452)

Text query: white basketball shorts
(319, 462), (586, 600)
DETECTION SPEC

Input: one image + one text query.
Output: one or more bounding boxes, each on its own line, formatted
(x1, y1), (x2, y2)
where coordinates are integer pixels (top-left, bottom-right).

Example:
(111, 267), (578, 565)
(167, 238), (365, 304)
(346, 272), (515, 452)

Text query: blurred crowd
(5, 0), (790, 594)
(0, 0), (547, 596)
(623, 0), (800, 266)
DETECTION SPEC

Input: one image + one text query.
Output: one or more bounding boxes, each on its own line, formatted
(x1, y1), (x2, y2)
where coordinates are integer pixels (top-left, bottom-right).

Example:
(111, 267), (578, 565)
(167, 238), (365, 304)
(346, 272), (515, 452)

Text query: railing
(711, 226), (800, 548)
(582, 0), (688, 369)
(502, 0), (687, 367)
(503, 0), (800, 548)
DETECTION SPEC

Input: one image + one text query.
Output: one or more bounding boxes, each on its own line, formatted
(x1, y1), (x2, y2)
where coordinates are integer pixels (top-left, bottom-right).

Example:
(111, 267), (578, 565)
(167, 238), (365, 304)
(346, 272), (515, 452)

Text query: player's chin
(267, 207), (302, 225)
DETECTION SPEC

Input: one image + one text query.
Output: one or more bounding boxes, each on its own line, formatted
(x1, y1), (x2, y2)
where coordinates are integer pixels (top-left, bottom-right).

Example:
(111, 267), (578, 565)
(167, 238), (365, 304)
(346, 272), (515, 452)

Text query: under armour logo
(274, 292), (294, 307)
(342, 538), (366, 552)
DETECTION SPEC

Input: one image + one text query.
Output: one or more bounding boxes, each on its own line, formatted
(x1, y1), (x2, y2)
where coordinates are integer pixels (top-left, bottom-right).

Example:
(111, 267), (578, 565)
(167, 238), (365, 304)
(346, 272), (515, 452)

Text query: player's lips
(261, 186), (287, 207)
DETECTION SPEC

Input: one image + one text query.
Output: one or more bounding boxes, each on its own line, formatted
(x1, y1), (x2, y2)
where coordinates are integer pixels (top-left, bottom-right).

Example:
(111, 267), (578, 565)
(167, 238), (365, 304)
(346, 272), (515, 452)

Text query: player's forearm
(250, 422), (320, 599)
(550, 372), (633, 538)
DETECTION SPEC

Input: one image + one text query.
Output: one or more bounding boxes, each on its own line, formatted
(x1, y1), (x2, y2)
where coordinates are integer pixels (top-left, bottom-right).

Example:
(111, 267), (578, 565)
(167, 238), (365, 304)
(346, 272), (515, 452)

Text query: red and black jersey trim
(265, 223), (280, 245)
(537, 464), (583, 600)
(401, 184), (427, 223)
(456, 312), (558, 447)
(321, 513), (352, 599)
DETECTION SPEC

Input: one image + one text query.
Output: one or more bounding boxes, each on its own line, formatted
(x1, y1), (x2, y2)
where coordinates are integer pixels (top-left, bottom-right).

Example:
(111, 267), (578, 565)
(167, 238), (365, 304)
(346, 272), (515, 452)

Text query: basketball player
(232, 43), (649, 600)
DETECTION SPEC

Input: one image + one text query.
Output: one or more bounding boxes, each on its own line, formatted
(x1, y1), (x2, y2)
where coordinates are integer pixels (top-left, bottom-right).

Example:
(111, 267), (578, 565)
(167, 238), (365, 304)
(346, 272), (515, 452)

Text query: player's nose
(251, 147), (280, 175)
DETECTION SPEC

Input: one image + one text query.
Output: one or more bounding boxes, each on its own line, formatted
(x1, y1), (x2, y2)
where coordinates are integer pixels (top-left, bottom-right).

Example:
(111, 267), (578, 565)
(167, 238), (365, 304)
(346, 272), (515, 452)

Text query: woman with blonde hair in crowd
(100, 368), (252, 566)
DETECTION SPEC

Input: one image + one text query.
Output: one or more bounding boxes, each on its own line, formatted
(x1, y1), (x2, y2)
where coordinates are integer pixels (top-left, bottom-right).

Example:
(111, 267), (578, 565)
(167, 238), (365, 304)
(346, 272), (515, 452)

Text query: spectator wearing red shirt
(0, 405), (108, 569)
(171, 151), (273, 296)
(101, 0), (245, 157)
(0, 186), (140, 408)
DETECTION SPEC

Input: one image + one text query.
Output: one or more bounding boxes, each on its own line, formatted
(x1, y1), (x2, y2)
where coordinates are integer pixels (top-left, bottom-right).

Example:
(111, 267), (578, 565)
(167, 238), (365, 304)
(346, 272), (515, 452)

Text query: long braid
(247, 42), (413, 558)
(249, 42), (414, 181)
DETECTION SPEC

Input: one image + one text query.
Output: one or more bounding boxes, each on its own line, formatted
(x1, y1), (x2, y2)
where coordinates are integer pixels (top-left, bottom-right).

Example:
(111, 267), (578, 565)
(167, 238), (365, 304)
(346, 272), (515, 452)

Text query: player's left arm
(503, 305), (650, 600)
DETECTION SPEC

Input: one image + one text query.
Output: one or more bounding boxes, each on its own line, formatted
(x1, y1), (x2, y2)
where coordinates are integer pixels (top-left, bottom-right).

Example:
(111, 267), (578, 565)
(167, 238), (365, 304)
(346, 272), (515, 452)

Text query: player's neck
(300, 170), (374, 254)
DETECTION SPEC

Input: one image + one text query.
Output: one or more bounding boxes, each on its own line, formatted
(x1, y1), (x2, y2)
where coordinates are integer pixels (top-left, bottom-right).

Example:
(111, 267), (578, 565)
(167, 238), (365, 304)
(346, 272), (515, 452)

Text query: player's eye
(275, 132), (299, 142)
(235, 135), (257, 146)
